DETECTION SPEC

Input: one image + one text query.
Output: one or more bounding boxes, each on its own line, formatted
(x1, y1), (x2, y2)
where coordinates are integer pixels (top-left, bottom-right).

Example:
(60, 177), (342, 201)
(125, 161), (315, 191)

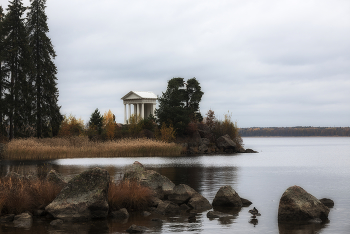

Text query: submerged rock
(13, 212), (33, 228)
(319, 198), (334, 208)
(0, 214), (15, 223)
(278, 185), (330, 222)
(45, 167), (110, 221)
(126, 224), (148, 233)
(212, 185), (243, 207)
(110, 208), (129, 220)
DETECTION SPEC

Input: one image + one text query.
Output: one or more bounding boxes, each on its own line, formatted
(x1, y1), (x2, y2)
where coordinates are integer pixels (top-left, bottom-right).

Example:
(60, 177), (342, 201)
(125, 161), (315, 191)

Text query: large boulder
(168, 184), (212, 211)
(45, 167), (110, 221)
(188, 194), (212, 211)
(168, 184), (197, 204)
(155, 200), (181, 215)
(123, 161), (175, 199)
(212, 185), (243, 207)
(278, 185), (330, 222)
(216, 134), (236, 152)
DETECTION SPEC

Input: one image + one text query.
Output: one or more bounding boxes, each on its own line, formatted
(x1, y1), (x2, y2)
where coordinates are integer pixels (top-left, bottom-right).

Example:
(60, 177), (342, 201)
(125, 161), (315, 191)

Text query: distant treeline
(239, 127), (350, 137)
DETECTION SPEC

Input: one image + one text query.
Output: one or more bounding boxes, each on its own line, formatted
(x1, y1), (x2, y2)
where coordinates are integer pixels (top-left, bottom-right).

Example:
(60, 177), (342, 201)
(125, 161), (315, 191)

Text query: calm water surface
(1, 137), (349, 234)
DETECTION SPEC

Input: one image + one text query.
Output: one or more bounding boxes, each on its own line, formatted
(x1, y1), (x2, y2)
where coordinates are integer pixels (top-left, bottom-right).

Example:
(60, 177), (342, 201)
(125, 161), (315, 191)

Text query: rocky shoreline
(0, 162), (333, 233)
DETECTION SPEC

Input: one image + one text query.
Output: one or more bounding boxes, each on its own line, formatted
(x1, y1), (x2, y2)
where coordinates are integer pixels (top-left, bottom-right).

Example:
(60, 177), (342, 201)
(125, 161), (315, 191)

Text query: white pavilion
(121, 91), (157, 124)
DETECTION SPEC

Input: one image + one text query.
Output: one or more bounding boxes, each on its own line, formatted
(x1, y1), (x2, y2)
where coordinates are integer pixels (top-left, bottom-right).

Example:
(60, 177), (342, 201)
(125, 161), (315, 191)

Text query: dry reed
(3, 137), (183, 160)
(0, 177), (63, 215)
(108, 180), (153, 211)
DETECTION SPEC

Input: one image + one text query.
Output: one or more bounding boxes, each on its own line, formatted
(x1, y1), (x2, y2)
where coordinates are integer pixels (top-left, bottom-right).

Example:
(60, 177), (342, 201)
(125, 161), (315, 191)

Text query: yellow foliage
(159, 122), (176, 143)
(103, 110), (116, 140)
(58, 115), (85, 137)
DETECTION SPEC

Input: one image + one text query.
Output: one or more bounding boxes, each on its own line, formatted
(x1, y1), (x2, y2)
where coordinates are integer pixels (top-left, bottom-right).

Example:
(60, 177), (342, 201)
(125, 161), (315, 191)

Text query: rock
(319, 198), (334, 208)
(142, 211), (151, 217)
(212, 185), (242, 207)
(216, 134), (236, 152)
(197, 124), (212, 139)
(198, 144), (208, 153)
(33, 209), (46, 216)
(241, 198), (253, 207)
(50, 219), (64, 226)
(207, 211), (232, 219)
(168, 184), (197, 204)
(278, 185), (330, 222)
(126, 224), (149, 233)
(110, 208), (129, 219)
(188, 194), (212, 211)
(149, 196), (163, 207)
(45, 167), (110, 221)
(245, 148), (258, 153)
(46, 170), (67, 187)
(155, 201), (180, 215)
(201, 138), (210, 145)
(180, 204), (191, 210)
(124, 162), (175, 199)
(0, 214), (15, 223)
(13, 212), (33, 228)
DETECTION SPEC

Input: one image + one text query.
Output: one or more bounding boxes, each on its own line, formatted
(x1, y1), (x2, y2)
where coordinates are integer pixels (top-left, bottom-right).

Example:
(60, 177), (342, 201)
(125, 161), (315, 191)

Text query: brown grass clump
(0, 176), (63, 215)
(4, 137), (183, 160)
(108, 180), (153, 212)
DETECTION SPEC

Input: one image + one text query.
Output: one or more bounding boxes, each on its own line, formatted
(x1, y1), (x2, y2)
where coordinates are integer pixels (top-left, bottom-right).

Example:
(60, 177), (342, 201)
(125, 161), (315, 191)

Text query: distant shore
(239, 127), (350, 137)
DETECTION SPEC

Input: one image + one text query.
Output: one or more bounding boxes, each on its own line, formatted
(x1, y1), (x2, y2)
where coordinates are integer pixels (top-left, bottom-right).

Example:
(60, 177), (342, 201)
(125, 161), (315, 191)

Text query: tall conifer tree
(2, 0), (34, 139)
(27, 0), (61, 137)
(0, 6), (8, 136)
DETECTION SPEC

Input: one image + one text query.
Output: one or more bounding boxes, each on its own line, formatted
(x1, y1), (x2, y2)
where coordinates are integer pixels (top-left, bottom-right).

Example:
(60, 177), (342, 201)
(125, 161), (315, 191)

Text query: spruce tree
(155, 77), (204, 136)
(0, 6), (8, 136)
(2, 0), (34, 139)
(27, 0), (61, 138)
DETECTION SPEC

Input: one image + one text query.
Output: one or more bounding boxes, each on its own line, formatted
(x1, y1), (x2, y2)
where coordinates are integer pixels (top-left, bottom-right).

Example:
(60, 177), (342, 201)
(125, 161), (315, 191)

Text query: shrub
(157, 122), (176, 143)
(0, 176), (63, 215)
(108, 180), (153, 211)
(58, 115), (85, 137)
(212, 111), (243, 149)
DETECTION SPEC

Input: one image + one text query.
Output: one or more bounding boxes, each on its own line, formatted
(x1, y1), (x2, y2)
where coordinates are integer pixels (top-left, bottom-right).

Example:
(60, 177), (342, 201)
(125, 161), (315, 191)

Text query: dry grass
(0, 177), (63, 215)
(3, 136), (183, 160)
(108, 180), (153, 211)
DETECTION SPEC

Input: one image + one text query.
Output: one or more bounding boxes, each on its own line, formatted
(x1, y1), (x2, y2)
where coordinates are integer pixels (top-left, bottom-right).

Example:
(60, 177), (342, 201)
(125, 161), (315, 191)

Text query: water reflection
(278, 221), (329, 234)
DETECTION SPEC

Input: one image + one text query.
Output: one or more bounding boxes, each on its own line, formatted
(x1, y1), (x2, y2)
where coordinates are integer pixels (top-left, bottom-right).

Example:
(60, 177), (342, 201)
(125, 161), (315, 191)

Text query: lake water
(0, 137), (349, 234)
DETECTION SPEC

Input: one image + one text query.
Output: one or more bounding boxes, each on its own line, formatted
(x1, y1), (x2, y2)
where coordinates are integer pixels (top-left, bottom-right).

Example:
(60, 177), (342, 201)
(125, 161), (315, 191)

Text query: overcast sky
(2, 0), (350, 127)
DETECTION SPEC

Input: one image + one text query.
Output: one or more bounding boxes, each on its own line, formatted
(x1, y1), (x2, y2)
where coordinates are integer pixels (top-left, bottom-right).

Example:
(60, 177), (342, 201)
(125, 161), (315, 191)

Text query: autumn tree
(103, 110), (116, 140)
(205, 109), (216, 131)
(58, 115), (85, 137)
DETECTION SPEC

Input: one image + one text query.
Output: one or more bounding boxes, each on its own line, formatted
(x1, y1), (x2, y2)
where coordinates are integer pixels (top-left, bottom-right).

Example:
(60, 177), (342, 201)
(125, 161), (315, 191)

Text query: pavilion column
(137, 104), (140, 121)
(128, 104), (131, 123)
(124, 104), (127, 124)
(141, 103), (144, 119)
(134, 104), (137, 117)
(152, 103), (156, 116)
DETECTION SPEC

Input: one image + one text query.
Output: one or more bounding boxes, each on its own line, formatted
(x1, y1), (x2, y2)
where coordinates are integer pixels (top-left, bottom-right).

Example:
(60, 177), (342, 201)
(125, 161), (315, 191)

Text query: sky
(1, 0), (350, 128)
